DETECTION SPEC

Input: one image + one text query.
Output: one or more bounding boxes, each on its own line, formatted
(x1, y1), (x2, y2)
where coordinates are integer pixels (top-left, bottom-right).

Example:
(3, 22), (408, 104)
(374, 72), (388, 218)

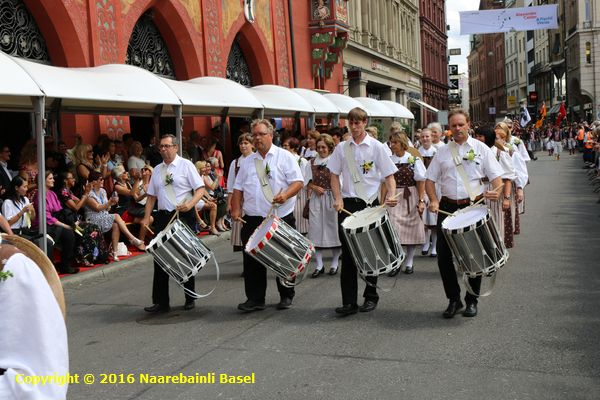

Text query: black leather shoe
(403, 266), (414, 274)
(359, 300), (377, 312)
(442, 300), (464, 319)
(335, 304), (358, 315)
(387, 267), (401, 277)
(144, 304), (170, 314)
(421, 250), (429, 256)
(328, 268), (338, 275)
(276, 297), (293, 310)
(311, 268), (324, 278)
(463, 303), (478, 317)
(184, 300), (195, 310)
(237, 300), (266, 312)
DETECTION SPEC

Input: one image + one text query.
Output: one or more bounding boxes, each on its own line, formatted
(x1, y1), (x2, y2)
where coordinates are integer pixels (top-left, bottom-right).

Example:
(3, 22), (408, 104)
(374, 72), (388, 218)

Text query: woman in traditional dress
(282, 137), (310, 235)
(301, 130), (319, 160)
(384, 132), (426, 275)
(306, 134), (341, 277)
(417, 128), (438, 256)
(226, 133), (254, 252)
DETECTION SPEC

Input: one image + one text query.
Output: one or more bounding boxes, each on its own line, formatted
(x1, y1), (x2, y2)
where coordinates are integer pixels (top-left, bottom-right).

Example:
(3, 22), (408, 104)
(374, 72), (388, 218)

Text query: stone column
(350, 78), (369, 98)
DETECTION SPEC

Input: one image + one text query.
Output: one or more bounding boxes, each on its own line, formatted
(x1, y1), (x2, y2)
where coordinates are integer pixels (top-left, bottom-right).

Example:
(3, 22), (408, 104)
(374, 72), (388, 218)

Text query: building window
(585, 42), (591, 64)
(126, 11), (175, 78)
(226, 37), (253, 87)
(0, 0), (50, 62)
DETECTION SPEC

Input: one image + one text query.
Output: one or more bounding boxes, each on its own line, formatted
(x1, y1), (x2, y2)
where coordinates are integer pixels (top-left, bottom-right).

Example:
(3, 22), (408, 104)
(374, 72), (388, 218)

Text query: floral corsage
(361, 160), (374, 174)
(265, 163), (272, 179)
(165, 173), (174, 186)
(0, 270), (13, 282)
(463, 149), (480, 165)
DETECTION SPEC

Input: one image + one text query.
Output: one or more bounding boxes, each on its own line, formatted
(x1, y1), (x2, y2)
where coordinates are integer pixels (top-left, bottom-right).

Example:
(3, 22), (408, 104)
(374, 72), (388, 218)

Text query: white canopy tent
(379, 100), (415, 119)
(249, 85), (314, 118)
(0, 52), (44, 110)
(354, 97), (397, 118)
(409, 98), (439, 113)
(322, 93), (367, 118)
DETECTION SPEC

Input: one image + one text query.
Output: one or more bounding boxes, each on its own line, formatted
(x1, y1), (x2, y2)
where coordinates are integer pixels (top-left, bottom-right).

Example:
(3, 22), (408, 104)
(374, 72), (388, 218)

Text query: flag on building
(556, 102), (567, 126)
(534, 102), (546, 129)
(520, 105), (532, 127)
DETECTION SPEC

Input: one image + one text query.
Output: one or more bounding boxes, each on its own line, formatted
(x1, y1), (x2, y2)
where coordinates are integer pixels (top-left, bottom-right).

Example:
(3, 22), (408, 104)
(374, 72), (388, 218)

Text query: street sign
(529, 91), (538, 103)
(448, 65), (458, 75)
(489, 107), (496, 115)
(449, 48), (461, 56)
(449, 79), (459, 90)
(449, 93), (461, 103)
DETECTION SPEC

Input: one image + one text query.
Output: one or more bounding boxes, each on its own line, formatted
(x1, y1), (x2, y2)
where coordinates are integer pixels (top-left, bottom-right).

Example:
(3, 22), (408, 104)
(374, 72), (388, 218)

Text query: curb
(61, 231), (230, 287)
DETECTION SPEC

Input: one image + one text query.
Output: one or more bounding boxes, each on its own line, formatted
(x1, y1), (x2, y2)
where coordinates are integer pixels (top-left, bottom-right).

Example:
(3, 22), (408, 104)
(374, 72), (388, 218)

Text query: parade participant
(306, 134), (342, 277)
(301, 130), (320, 160)
(329, 107), (398, 315)
(384, 132), (426, 275)
(226, 133), (254, 252)
(282, 137), (310, 235)
(141, 134), (206, 313)
(504, 118), (531, 162)
(418, 129), (438, 256)
(428, 122), (446, 149)
(426, 109), (504, 318)
(475, 127), (516, 247)
(231, 119), (304, 312)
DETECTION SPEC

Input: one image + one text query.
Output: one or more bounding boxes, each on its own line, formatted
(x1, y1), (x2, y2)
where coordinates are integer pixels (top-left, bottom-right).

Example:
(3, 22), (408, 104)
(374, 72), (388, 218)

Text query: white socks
(315, 251), (324, 271)
(430, 231), (438, 255)
(314, 248), (342, 271)
(405, 245), (417, 268)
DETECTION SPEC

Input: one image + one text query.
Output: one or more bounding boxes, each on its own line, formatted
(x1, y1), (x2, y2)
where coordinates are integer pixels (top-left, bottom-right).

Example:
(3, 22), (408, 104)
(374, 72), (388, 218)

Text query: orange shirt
(577, 129), (585, 141)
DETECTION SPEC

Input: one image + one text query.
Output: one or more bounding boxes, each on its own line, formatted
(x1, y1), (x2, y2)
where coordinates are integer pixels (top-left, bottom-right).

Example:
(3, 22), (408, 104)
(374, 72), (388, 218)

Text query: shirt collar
(0, 161), (7, 168)
(165, 154), (182, 168)
(349, 133), (374, 147)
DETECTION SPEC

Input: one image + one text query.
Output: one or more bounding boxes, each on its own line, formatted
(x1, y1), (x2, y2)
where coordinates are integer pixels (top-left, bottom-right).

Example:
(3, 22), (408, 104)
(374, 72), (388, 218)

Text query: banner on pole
(460, 5), (558, 35)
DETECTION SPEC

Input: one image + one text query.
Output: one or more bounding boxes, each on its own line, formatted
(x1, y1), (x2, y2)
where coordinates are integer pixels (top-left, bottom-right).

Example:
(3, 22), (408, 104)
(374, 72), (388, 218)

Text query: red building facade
(419, 0), (448, 126)
(1, 0), (345, 148)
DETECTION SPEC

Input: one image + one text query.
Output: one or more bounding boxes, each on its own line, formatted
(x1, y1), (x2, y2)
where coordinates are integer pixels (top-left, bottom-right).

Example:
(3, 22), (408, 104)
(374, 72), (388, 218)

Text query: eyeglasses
(159, 144), (176, 149)
(252, 131), (270, 138)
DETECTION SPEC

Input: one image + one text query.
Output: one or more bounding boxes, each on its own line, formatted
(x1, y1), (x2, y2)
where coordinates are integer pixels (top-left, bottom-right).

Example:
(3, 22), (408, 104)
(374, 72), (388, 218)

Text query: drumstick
(144, 225), (155, 235)
(472, 185), (504, 207)
(340, 208), (353, 216)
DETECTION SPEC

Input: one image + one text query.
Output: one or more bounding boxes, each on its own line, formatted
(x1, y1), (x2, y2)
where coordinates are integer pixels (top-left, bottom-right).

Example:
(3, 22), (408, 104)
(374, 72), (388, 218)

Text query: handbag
(302, 199), (310, 220)
(52, 208), (79, 227)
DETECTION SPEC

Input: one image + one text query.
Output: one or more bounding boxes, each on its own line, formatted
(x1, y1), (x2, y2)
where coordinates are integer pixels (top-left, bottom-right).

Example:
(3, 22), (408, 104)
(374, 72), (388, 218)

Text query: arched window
(226, 37), (252, 87)
(126, 11), (175, 78)
(0, 0), (49, 62)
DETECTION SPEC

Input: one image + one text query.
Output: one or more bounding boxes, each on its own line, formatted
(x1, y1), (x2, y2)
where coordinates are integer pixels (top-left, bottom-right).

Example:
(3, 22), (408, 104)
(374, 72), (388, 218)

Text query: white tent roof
(0, 51), (44, 110)
(249, 85), (314, 117)
(11, 56), (181, 115)
(354, 97), (396, 118)
(291, 88), (339, 117)
(161, 76), (262, 117)
(379, 100), (415, 119)
(322, 93), (368, 117)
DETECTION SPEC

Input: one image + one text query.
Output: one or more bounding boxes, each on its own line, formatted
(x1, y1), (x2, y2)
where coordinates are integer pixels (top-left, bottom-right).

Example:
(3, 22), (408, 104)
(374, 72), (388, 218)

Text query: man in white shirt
(141, 134), (206, 313)
(425, 110), (504, 319)
(329, 107), (398, 315)
(231, 119), (304, 312)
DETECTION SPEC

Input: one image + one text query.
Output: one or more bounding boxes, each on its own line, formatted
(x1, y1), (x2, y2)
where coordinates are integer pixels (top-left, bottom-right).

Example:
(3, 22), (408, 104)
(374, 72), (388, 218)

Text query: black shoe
(184, 300), (195, 310)
(421, 250), (429, 256)
(328, 267), (338, 275)
(442, 300), (464, 319)
(144, 304), (170, 314)
(430, 253), (437, 258)
(403, 266), (414, 274)
(59, 266), (80, 274)
(335, 304), (358, 315)
(311, 268), (324, 278)
(387, 267), (401, 277)
(237, 300), (266, 312)
(276, 297), (293, 310)
(359, 300), (377, 313)
(463, 303), (478, 317)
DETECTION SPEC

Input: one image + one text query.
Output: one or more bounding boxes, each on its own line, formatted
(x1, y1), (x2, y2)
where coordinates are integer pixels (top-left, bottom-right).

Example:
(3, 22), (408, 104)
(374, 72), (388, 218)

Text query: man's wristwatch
(503, 195), (511, 200)
(418, 199), (425, 203)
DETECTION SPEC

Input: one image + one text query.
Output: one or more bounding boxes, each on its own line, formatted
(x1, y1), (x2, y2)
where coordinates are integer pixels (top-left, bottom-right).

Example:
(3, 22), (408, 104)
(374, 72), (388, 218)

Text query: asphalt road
(64, 153), (600, 400)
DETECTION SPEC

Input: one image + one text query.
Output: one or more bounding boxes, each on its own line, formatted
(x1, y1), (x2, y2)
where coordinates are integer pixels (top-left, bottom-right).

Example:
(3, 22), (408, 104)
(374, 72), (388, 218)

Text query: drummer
(141, 134), (206, 314)
(425, 109), (504, 319)
(329, 107), (398, 315)
(231, 119), (304, 312)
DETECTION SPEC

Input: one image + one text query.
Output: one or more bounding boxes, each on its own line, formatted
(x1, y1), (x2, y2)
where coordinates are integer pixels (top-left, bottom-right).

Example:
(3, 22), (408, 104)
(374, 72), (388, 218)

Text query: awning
(11, 56), (181, 115)
(161, 76), (262, 117)
(322, 93), (368, 117)
(291, 88), (339, 117)
(379, 100), (415, 119)
(354, 97), (396, 118)
(409, 98), (439, 113)
(249, 85), (314, 117)
(0, 51), (44, 110)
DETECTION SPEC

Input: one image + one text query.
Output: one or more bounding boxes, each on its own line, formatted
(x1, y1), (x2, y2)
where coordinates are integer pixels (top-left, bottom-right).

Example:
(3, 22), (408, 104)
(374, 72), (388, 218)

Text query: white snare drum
(441, 205), (509, 277)
(245, 215), (314, 287)
(341, 207), (405, 277)
(147, 219), (219, 299)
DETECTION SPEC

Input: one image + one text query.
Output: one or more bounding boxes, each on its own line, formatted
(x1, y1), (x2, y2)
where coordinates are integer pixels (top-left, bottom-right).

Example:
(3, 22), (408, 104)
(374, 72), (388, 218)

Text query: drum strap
(463, 271), (497, 297)
(161, 164), (191, 209)
(344, 141), (378, 205)
(254, 158), (274, 203)
(449, 142), (477, 202)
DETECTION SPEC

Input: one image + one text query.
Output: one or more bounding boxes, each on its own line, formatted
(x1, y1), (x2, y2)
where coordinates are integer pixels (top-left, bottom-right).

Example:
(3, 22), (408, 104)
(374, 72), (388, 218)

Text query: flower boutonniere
(0, 270), (13, 282)
(513, 138), (522, 146)
(407, 156), (417, 169)
(463, 149), (480, 165)
(265, 163), (272, 179)
(297, 158), (302, 167)
(165, 173), (174, 186)
(361, 160), (374, 174)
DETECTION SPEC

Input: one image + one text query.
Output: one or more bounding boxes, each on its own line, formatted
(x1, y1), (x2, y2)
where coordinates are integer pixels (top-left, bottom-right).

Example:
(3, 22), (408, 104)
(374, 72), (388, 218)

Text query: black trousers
(240, 213), (295, 303)
(152, 209), (196, 306)
(338, 198), (379, 306)
(46, 224), (74, 271)
(436, 201), (481, 305)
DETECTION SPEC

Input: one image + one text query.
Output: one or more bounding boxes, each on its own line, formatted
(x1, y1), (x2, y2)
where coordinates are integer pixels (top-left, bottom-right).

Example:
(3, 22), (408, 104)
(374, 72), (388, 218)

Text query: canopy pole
(307, 113), (315, 130)
(174, 105), (183, 157)
(33, 96), (47, 254)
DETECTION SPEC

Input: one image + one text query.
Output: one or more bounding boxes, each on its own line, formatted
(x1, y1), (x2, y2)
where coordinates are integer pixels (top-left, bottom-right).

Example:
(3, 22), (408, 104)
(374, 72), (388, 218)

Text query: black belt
(343, 197), (366, 204)
(441, 195), (483, 205)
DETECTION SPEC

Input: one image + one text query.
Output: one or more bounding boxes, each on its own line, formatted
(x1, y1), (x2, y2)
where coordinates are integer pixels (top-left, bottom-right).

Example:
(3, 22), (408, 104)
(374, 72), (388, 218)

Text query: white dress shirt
(328, 134), (398, 200)
(510, 136), (531, 161)
(426, 136), (504, 200)
(418, 146), (437, 157)
(494, 147), (517, 181)
(2, 198), (31, 229)
(511, 150), (529, 189)
(390, 153), (427, 182)
(233, 144), (304, 217)
(431, 141), (446, 150)
(226, 154), (250, 194)
(147, 155), (204, 211)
